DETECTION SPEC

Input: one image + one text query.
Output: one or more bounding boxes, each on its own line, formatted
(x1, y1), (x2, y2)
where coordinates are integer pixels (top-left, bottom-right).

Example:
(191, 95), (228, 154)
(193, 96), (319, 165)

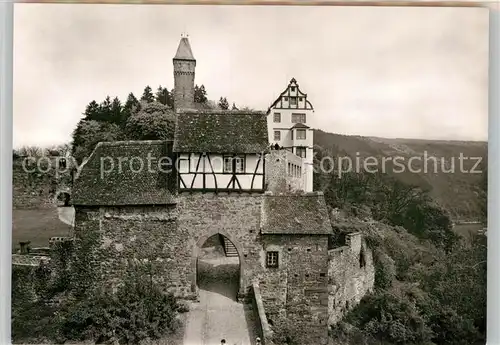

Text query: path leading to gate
(183, 254), (259, 345)
(57, 206), (75, 227)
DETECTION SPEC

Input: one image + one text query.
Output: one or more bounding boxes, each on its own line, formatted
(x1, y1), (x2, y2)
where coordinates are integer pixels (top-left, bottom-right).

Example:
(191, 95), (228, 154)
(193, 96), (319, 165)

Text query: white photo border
(0, 2), (498, 345)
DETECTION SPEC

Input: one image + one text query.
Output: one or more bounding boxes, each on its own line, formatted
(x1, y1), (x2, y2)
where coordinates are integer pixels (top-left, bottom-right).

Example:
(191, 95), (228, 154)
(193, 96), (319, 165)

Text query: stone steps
(222, 237), (239, 257)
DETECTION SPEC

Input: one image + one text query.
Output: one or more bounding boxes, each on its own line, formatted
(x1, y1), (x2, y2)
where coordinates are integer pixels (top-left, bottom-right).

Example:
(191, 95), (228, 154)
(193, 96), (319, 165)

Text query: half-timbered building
(267, 78), (315, 192)
(173, 110), (269, 193)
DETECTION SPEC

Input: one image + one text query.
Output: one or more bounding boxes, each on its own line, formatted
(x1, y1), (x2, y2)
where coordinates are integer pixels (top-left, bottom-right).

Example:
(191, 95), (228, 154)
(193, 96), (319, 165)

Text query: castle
(15, 36), (375, 345)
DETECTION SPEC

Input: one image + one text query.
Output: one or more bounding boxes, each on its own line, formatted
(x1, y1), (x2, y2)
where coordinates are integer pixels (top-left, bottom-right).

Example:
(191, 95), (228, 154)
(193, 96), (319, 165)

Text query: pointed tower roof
(174, 37), (195, 61)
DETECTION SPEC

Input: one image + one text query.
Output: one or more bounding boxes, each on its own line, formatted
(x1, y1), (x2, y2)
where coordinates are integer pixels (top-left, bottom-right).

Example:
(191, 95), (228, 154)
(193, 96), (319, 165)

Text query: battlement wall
(327, 232), (375, 325)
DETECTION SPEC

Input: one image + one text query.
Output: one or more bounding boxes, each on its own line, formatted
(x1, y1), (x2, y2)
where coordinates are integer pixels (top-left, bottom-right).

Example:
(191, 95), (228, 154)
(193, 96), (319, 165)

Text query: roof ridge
(180, 110), (267, 115)
(96, 140), (171, 147)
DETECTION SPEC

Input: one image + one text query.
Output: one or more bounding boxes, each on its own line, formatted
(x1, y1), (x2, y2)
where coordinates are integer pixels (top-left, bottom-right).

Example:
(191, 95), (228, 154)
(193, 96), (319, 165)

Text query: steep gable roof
(174, 37), (195, 60)
(267, 77), (314, 113)
(173, 110), (269, 153)
(261, 192), (332, 235)
(72, 140), (176, 206)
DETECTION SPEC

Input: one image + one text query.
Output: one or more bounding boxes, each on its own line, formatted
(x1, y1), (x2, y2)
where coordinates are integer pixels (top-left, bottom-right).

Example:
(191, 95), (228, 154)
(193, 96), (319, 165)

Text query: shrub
(372, 249), (396, 290)
(60, 267), (180, 345)
(346, 291), (433, 345)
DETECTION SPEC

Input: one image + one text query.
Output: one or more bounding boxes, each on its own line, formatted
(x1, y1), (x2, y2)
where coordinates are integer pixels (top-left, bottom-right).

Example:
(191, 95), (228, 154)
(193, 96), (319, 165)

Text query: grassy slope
(12, 209), (72, 251)
(314, 129), (487, 221)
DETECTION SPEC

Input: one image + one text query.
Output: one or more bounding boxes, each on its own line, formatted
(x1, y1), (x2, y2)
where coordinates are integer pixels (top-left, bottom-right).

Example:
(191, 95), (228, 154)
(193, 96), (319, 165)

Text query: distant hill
(314, 129), (487, 221)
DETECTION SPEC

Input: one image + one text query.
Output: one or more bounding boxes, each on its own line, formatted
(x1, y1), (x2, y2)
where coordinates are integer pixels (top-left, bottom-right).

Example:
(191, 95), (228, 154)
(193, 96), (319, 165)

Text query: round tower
(173, 35), (196, 112)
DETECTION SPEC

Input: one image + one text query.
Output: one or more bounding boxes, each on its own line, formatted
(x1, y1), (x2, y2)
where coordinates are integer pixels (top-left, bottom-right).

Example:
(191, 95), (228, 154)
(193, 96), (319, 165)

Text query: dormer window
(291, 86), (296, 92)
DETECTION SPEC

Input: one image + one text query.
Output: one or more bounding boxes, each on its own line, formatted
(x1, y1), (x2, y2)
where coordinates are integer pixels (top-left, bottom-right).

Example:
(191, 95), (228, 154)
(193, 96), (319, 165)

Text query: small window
(283, 96), (288, 101)
(273, 113), (281, 123)
(296, 129), (306, 140)
(320, 273), (326, 277)
(296, 147), (306, 158)
(274, 130), (281, 141)
(266, 251), (279, 268)
(290, 97), (297, 106)
(291, 86), (296, 92)
(235, 156), (245, 173)
(299, 97), (303, 101)
(223, 156), (233, 173)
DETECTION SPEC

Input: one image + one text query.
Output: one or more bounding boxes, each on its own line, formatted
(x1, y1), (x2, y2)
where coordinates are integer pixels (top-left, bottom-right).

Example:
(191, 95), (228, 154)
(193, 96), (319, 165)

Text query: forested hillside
(314, 129), (487, 221)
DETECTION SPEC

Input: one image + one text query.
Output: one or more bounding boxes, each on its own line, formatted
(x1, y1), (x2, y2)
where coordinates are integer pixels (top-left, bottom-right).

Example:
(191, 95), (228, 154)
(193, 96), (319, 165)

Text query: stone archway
(191, 230), (245, 300)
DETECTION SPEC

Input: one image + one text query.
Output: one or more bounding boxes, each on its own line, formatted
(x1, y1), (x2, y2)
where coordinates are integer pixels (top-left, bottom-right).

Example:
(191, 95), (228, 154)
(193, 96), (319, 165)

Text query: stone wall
(71, 193), (370, 344)
(176, 193), (264, 298)
(251, 282), (274, 345)
(327, 232), (375, 325)
(258, 234), (329, 345)
(265, 150), (304, 193)
(73, 194), (265, 299)
(13, 157), (74, 209)
(73, 205), (187, 295)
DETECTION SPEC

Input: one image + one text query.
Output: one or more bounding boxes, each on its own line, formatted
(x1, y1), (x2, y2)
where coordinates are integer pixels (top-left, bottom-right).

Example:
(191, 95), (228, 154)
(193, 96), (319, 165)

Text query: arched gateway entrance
(191, 231), (244, 300)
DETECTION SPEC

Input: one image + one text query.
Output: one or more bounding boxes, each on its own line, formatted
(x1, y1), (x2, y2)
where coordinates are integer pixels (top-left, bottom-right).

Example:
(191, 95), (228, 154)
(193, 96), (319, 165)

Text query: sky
(13, 4), (489, 148)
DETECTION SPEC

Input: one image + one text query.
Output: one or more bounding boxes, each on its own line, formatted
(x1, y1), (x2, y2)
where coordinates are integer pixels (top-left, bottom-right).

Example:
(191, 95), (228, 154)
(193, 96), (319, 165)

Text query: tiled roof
(261, 192), (332, 235)
(72, 140), (176, 206)
(173, 110), (269, 153)
(291, 123), (310, 129)
(174, 37), (195, 60)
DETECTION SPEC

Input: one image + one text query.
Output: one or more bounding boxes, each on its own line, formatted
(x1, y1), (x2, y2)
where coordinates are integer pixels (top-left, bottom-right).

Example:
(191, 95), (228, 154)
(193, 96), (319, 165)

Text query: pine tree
(121, 93), (140, 126)
(99, 96), (112, 121)
(141, 86), (155, 103)
(110, 97), (122, 125)
(155, 86), (172, 108)
(231, 102), (238, 110)
(83, 100), (100, 121)
(194, 84), (208, 104)
(218, 97), (229, 110)
(169, 88), (175, 109)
